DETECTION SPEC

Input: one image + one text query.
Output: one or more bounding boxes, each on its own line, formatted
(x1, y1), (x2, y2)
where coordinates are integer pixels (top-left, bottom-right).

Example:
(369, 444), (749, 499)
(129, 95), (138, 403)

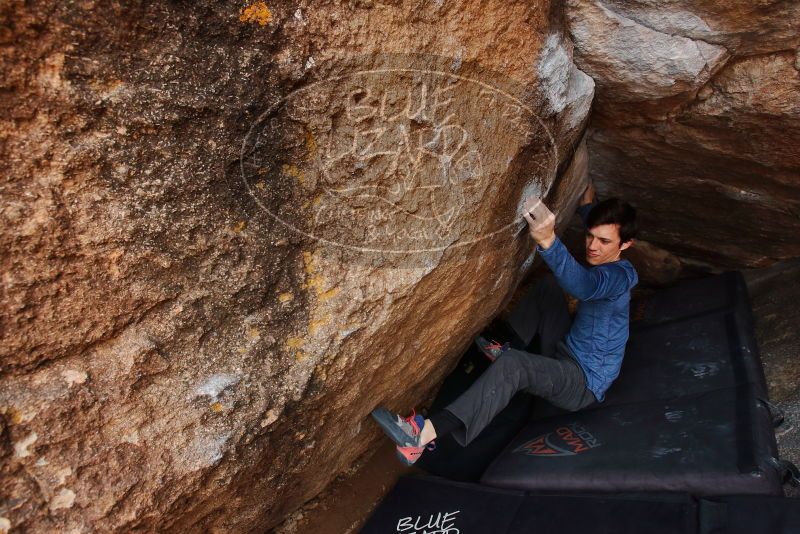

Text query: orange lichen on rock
(305, 128), (318, 155)
(281, 164), (305, 185)
(1, 406), (23, 425)
(239, 2), (272, 26)
(317, 287), (339, 303)
(286, 337), (305, 349)
(309, 315), (331, 335)
(301, 251), (325, 292)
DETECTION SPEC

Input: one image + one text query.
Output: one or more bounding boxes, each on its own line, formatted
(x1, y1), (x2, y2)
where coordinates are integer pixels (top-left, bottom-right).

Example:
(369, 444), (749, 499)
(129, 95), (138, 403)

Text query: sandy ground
(273, 441), (419, 533)
(273, 260), (800, 532)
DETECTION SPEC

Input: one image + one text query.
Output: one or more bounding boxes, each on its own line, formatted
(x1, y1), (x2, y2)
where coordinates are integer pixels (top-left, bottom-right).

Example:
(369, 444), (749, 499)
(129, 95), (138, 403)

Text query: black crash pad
(531, 272), (768, 419)
(360, 476), (698, 534)
(481, 385), (783, 495)
(699, 495), (800, 534)
(603, 307), (768, 407)
(507, 492), (698, 534)
(630, 271), (752, 327)
(360, 476), (524, 534)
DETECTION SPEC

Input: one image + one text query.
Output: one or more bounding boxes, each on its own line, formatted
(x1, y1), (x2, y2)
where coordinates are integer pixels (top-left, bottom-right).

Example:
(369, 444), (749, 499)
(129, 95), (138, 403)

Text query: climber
(370, 181), (639, 465)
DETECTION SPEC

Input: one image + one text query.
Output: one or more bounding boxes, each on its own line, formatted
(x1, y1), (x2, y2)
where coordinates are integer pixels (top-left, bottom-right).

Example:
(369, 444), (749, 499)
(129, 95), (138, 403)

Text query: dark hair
(586, 198), (638, 243)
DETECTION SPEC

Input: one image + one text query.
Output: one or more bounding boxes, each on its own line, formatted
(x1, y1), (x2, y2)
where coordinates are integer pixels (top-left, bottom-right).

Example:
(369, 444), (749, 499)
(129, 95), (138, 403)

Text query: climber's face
(585, 224), (632, 266)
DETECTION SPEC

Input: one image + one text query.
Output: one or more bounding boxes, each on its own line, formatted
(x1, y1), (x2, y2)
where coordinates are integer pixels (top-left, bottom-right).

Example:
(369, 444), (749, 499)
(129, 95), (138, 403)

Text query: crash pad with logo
(361, 476), (800, 534)
(360, 476), (698, 534)
(360, 476), (525, 534)
(481, 385), (783, 495)
(494, 272), (786, 495)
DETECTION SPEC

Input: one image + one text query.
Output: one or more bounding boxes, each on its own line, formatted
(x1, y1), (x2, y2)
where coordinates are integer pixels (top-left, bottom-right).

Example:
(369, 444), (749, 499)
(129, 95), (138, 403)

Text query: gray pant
(446, 276), (596, 446)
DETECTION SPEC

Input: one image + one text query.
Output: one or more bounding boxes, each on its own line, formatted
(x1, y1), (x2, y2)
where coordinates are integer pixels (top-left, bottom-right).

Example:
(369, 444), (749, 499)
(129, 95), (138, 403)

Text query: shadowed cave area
(1, 1), (799, 533)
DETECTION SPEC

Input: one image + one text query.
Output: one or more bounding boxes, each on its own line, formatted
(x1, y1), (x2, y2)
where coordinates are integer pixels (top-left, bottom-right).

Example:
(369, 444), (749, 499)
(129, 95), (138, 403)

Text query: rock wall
(0, 1), (592, 532)
(567, 0), (800, 269)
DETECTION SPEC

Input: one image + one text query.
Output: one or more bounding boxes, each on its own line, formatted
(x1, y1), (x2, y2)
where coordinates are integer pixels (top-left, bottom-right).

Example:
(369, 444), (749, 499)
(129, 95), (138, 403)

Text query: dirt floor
(273, 260), (800, 533)
(273, 440), (419, 533)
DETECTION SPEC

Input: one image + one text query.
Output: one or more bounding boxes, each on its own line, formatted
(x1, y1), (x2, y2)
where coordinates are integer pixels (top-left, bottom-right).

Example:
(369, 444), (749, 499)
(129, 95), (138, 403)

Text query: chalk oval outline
(240, 64), (557, 254)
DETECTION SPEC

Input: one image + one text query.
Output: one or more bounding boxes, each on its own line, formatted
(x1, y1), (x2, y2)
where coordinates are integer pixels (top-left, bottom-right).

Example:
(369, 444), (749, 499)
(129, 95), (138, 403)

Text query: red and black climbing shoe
(371, 408), (435, 466)
(475, 335), (510, 362)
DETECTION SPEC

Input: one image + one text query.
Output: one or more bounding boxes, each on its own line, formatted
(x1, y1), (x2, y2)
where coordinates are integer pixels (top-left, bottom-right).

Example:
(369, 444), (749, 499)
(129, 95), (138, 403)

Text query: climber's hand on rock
(523, 196), (556, 250)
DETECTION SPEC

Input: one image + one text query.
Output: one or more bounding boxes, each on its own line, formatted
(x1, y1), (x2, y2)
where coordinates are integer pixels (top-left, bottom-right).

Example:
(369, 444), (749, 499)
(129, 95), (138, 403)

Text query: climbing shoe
(396, 438), (437, 466)
(475, 335), (510, 362)
(371, 407), (424, 448)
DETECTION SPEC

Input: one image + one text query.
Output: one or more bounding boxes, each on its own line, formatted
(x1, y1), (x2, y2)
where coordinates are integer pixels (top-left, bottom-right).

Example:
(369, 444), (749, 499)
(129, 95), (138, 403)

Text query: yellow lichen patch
(237, 347), (248, 354)
(210, 402), (224, 413)
(302, 274), (324, 292)
(257, 167), (269, 176)
(286, 337), (305, 349)
(1, 406), (23, 425)
(317, 287), (340, 302)
(309, 315), (331, 335)
(278, 292), (294, 303)
(305, 128), (318, 155)
(255, 180), (266, 190)
(301, 253), (323, 289)
(281, 164), (305, 185)
(302, 251), (315, 273)
(312, 195), (323, 207)
(233, 220), (247, 233)
(294, 351), (308, 362)
(239, 2), (272, 26)
(247, 326), (261, 340)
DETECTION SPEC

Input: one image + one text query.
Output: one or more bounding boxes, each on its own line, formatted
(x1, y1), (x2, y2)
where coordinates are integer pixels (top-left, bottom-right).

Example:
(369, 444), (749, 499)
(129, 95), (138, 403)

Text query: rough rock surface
(567, 0), (800, 268)
(0, 1), (593, 532)
(620, 239), (681, 287)
(568, 0), (729, 110)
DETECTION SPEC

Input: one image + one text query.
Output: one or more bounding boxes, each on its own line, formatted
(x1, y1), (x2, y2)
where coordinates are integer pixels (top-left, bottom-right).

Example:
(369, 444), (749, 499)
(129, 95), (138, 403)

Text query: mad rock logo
(513, 422), (601, 457)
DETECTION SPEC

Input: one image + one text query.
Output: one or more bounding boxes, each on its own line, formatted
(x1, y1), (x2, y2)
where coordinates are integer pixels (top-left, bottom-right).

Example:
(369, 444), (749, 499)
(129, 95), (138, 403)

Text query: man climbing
(371, 182), (639, 465)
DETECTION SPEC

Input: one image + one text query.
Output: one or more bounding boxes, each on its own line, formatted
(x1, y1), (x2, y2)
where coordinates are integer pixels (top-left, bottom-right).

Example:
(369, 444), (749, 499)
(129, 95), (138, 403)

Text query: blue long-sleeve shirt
(535, 207), (638, 401)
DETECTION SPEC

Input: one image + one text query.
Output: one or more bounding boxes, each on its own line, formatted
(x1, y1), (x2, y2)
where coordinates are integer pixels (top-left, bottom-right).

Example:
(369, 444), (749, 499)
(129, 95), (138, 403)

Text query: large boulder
(567, 0), (800, 268)
(0, 1), (593, 532)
